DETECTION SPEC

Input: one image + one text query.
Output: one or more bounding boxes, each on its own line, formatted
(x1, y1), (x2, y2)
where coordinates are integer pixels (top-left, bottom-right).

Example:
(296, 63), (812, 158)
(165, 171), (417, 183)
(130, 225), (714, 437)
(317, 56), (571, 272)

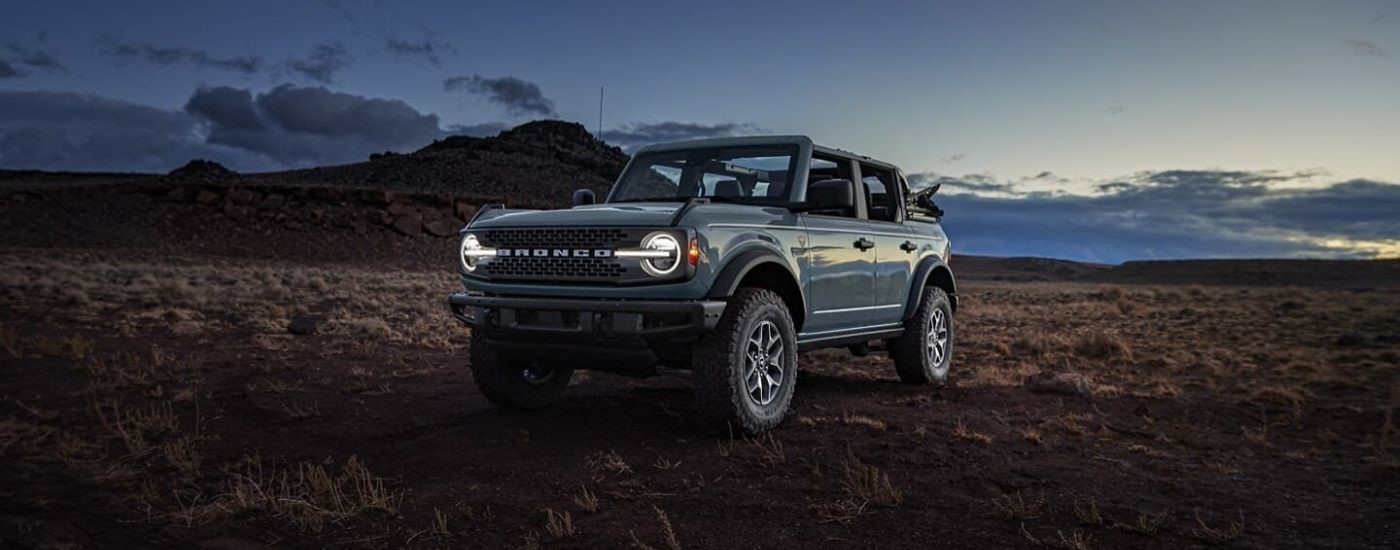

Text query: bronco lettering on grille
(497, 248), (614, 258)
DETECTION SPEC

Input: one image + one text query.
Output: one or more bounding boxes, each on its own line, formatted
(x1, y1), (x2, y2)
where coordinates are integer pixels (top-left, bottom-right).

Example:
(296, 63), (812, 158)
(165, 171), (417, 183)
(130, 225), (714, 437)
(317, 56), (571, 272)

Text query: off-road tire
(692, 288), (798, 434)
(891, 287), (954, 385)
(469, 335), (573, 409)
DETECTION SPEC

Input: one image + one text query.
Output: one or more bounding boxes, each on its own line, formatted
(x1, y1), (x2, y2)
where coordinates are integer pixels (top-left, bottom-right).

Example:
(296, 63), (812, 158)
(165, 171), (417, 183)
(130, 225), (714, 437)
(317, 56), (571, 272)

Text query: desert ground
(2, 172), (1398, 549)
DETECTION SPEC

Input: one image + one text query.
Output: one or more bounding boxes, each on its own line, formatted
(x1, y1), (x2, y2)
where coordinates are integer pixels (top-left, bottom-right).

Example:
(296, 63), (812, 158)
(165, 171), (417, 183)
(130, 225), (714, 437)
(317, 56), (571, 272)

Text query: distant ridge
(249, 120), (627, 207)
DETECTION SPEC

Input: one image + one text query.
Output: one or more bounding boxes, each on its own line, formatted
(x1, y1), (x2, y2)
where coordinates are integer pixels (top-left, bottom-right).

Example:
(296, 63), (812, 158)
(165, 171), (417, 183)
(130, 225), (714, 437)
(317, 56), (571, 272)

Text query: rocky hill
(252, 120), (627, 208)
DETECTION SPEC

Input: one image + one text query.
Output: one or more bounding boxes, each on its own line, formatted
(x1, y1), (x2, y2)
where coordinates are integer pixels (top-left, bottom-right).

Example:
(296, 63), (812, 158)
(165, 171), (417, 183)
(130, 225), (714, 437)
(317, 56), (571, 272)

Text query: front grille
(483, 257), (626, 279)
(481, 228), (629, 249)
(476, 227), (645, 283)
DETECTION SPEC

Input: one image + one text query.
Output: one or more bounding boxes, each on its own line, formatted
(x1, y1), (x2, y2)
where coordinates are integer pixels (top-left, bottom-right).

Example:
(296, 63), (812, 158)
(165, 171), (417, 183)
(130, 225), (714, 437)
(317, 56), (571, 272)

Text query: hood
(469, 202), (681, 228)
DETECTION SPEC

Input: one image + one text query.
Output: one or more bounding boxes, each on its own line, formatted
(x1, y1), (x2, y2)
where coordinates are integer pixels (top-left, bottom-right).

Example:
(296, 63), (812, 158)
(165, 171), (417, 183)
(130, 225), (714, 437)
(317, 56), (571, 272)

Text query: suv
(449, 136), (956, 433)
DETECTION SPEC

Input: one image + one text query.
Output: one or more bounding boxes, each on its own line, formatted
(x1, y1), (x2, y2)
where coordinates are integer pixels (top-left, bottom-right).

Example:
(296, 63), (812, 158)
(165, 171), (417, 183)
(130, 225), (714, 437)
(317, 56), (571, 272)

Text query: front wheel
(469, 335), (574, 409)
(692, 288), (798, 434)
(890, 287), (954, 385)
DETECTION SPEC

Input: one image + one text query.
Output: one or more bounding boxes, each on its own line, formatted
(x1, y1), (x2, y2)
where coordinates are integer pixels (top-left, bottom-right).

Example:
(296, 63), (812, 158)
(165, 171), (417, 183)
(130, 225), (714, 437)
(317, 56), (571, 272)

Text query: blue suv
(449, 136), (956, 432)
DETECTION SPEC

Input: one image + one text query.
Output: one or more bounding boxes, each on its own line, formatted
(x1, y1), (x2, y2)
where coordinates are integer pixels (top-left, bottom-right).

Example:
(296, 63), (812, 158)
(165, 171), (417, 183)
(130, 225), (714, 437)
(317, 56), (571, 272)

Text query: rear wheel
(469, 335), (573, 409)
(692, 288), (797, 434)
(891, 287), (954, 385)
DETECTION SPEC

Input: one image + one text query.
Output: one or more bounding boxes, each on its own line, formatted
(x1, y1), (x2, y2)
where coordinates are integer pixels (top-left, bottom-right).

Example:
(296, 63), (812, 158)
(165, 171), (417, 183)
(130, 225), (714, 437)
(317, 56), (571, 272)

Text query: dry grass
(591, 450), (634, 475)
(629, 506), (682, 550)
(573, 485), (600, 513)
(839, 450), (903, 507)
(205, 454), (401, 532)
(953, 417), (994, 444)
(1191, 509), (1245, 543)
(1072, 498), (1103, 526)
(1118, 509), (1169, 535)
(543, 509), (575, 540)
(992, 491), (1047, 520)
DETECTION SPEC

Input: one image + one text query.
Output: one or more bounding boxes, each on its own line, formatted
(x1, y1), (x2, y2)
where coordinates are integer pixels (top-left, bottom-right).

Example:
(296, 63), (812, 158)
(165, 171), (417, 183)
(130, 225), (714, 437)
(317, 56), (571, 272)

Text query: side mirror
(572, 188), (596, 207)
(801, 179), (855, 213)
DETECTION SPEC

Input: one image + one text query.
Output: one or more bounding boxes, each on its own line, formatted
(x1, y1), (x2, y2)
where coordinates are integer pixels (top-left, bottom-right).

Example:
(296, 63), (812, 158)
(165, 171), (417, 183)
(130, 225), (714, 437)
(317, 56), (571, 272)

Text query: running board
(797, 327), (905, 351)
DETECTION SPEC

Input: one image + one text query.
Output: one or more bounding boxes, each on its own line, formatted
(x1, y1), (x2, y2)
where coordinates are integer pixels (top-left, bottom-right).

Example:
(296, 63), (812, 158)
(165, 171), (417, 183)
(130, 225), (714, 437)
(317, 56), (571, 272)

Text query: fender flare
(705, 248), (800, 298)
(903, 256), (958, 320)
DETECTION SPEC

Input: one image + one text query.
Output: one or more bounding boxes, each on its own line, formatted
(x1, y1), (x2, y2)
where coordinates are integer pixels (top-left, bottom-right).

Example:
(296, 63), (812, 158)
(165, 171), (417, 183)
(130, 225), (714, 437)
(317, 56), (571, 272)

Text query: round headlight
(640, 232), (681, 276)
(460, 233), (482, 272)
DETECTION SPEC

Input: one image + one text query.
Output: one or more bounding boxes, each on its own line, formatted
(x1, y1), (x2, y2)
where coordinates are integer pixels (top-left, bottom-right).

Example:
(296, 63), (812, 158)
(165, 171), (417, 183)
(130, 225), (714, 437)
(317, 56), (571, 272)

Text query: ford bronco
(449, 136), (956, 432)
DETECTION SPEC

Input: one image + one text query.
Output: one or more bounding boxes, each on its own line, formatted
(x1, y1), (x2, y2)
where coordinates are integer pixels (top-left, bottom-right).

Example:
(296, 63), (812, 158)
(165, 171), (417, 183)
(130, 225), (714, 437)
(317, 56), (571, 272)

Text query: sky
(1, 0), (1397, 262)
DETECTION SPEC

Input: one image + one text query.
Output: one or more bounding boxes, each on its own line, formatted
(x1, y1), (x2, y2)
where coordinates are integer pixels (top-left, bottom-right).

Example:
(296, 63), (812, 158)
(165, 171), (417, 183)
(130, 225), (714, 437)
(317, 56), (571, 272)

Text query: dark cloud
(101, 37), (264, 74)
(185, 84), (445, 167)
(931, 169), (1399, 262)
(0, 43), (66, 78)
(443, 74), (556, 118)
(1344, 39), (1387, 58)
(0, 85), (458, 173)
(600, 121), (764, 150)
(0, 90), (276, 173)
(446, 122), (509, 137)
(386, 38), (451, 67)
(286, 42), (351, 84)
(908, 172), (1017, 194)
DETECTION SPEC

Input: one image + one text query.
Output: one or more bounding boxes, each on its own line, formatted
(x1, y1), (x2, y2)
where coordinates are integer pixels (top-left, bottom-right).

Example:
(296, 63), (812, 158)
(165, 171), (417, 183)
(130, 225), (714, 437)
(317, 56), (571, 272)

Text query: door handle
(853, 238), (875, 251)
(900, 241), (918, 253)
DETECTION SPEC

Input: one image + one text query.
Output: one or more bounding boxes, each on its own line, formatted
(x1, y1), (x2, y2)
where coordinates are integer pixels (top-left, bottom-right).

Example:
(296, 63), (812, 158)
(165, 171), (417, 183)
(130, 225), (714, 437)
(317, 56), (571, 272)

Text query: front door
(800, 214), (875, 336)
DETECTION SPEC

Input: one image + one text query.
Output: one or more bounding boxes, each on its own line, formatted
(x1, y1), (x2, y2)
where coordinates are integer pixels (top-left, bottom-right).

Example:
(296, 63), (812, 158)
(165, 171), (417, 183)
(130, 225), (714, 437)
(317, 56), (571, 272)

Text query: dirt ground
(1, 183), (1398, 549)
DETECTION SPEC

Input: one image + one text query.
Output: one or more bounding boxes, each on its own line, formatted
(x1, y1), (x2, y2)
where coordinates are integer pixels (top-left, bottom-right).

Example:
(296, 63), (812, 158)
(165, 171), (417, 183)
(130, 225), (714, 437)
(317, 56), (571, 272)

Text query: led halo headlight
(638, 232), (681, 277)
(459, 233), (488, 272)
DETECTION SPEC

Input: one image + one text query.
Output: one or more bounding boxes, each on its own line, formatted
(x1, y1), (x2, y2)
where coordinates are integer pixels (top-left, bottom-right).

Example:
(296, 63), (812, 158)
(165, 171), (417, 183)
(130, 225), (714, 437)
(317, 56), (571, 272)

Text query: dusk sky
(2, 0), (1397, 262)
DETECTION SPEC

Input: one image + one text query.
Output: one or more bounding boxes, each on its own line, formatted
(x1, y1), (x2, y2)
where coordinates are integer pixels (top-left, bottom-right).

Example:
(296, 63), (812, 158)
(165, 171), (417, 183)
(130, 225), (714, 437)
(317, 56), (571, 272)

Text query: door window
(860, 164), (899, 223)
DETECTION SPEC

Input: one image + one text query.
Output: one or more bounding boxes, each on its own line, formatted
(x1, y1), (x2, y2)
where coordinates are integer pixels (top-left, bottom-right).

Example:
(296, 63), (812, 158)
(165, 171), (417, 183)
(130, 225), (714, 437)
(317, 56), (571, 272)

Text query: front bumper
(448, 293), (726, 349)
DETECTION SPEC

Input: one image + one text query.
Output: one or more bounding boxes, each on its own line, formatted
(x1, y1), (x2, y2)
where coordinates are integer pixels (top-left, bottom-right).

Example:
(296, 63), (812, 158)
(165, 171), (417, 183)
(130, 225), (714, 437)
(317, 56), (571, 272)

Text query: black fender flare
(903, 256), (958, 320)
(705, 248), (806, 318)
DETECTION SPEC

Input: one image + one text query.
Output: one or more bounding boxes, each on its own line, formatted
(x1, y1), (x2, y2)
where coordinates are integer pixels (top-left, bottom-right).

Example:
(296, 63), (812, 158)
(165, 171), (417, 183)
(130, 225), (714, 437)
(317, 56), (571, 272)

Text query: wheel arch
(903, 256), (958, 321)
(706, 248), (807, 331)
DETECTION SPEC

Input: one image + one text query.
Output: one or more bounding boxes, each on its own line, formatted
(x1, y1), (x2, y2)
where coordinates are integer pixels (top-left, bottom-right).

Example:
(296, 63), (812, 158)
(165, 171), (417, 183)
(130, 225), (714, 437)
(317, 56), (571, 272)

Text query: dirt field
(1, 181), (1398, 549)
(2, 244), (1397, 549)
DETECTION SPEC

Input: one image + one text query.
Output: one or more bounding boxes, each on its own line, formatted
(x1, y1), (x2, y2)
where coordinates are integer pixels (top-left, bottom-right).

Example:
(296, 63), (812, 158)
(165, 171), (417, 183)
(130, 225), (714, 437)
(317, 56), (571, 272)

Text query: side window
(860, 164), (898, 223)
(806, 154), (856, 218)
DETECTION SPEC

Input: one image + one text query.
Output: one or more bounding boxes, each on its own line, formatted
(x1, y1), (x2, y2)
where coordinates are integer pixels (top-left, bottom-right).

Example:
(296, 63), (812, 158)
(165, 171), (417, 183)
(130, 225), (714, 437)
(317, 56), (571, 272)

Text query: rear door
(799, 155), (876, 336)
(857, 162), (916, 326)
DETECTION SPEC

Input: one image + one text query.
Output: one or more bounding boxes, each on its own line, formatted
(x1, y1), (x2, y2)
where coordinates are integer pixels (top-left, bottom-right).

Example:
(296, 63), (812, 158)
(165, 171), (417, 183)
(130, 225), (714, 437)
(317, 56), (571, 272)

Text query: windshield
(609, 145), (798, 204)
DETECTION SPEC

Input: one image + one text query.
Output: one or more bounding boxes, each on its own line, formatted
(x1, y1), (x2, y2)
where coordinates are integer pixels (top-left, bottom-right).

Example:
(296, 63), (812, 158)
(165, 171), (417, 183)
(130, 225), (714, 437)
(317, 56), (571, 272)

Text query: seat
(713, 179), (742, 198)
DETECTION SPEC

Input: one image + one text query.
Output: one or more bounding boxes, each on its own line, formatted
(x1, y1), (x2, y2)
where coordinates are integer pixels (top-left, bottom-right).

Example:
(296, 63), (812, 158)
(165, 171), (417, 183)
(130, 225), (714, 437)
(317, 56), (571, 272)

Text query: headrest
(714, 179), (742, 197)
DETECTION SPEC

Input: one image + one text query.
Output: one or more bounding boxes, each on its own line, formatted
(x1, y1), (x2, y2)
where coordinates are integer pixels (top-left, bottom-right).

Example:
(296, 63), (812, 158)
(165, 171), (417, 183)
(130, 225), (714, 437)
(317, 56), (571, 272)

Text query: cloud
(941, 153), (966, 163)
(927, 169), (1400, 262)
(286, 42), (351, 84)
(101, 37), (264, 74)
(443, 74), (556, 117)
(0, 85), (460, 173)
(600, 121), (764, 150)
(0, 43), (66, 78)
(386, 38), (451, 67)
(1106, 105), (1125, 115)
(0, 90), (276, 173)
(1344, 39), (1387, 58)
(185, 84), (446, 167)
(908, 172), (1017, 195)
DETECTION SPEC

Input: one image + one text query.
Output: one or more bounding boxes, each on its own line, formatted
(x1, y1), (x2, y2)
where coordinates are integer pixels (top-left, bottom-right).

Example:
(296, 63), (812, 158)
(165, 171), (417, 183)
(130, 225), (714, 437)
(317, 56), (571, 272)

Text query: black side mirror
(572, 188), (596, 207)
(802, 178), (855, 213)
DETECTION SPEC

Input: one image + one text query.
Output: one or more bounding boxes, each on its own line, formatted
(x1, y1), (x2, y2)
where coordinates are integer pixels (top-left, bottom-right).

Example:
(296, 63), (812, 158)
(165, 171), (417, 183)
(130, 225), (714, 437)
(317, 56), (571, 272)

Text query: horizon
(2, 0), (1397, 263)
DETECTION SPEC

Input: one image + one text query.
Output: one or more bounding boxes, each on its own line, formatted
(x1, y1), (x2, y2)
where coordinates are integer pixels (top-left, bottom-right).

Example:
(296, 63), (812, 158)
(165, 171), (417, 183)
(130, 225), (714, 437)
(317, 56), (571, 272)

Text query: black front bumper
(448, 293), (727, 350)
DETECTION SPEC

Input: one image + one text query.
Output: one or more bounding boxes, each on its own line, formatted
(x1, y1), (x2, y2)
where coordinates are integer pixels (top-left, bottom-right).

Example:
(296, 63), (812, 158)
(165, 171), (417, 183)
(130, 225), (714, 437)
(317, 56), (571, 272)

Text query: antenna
(597, 86), (604, 140)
